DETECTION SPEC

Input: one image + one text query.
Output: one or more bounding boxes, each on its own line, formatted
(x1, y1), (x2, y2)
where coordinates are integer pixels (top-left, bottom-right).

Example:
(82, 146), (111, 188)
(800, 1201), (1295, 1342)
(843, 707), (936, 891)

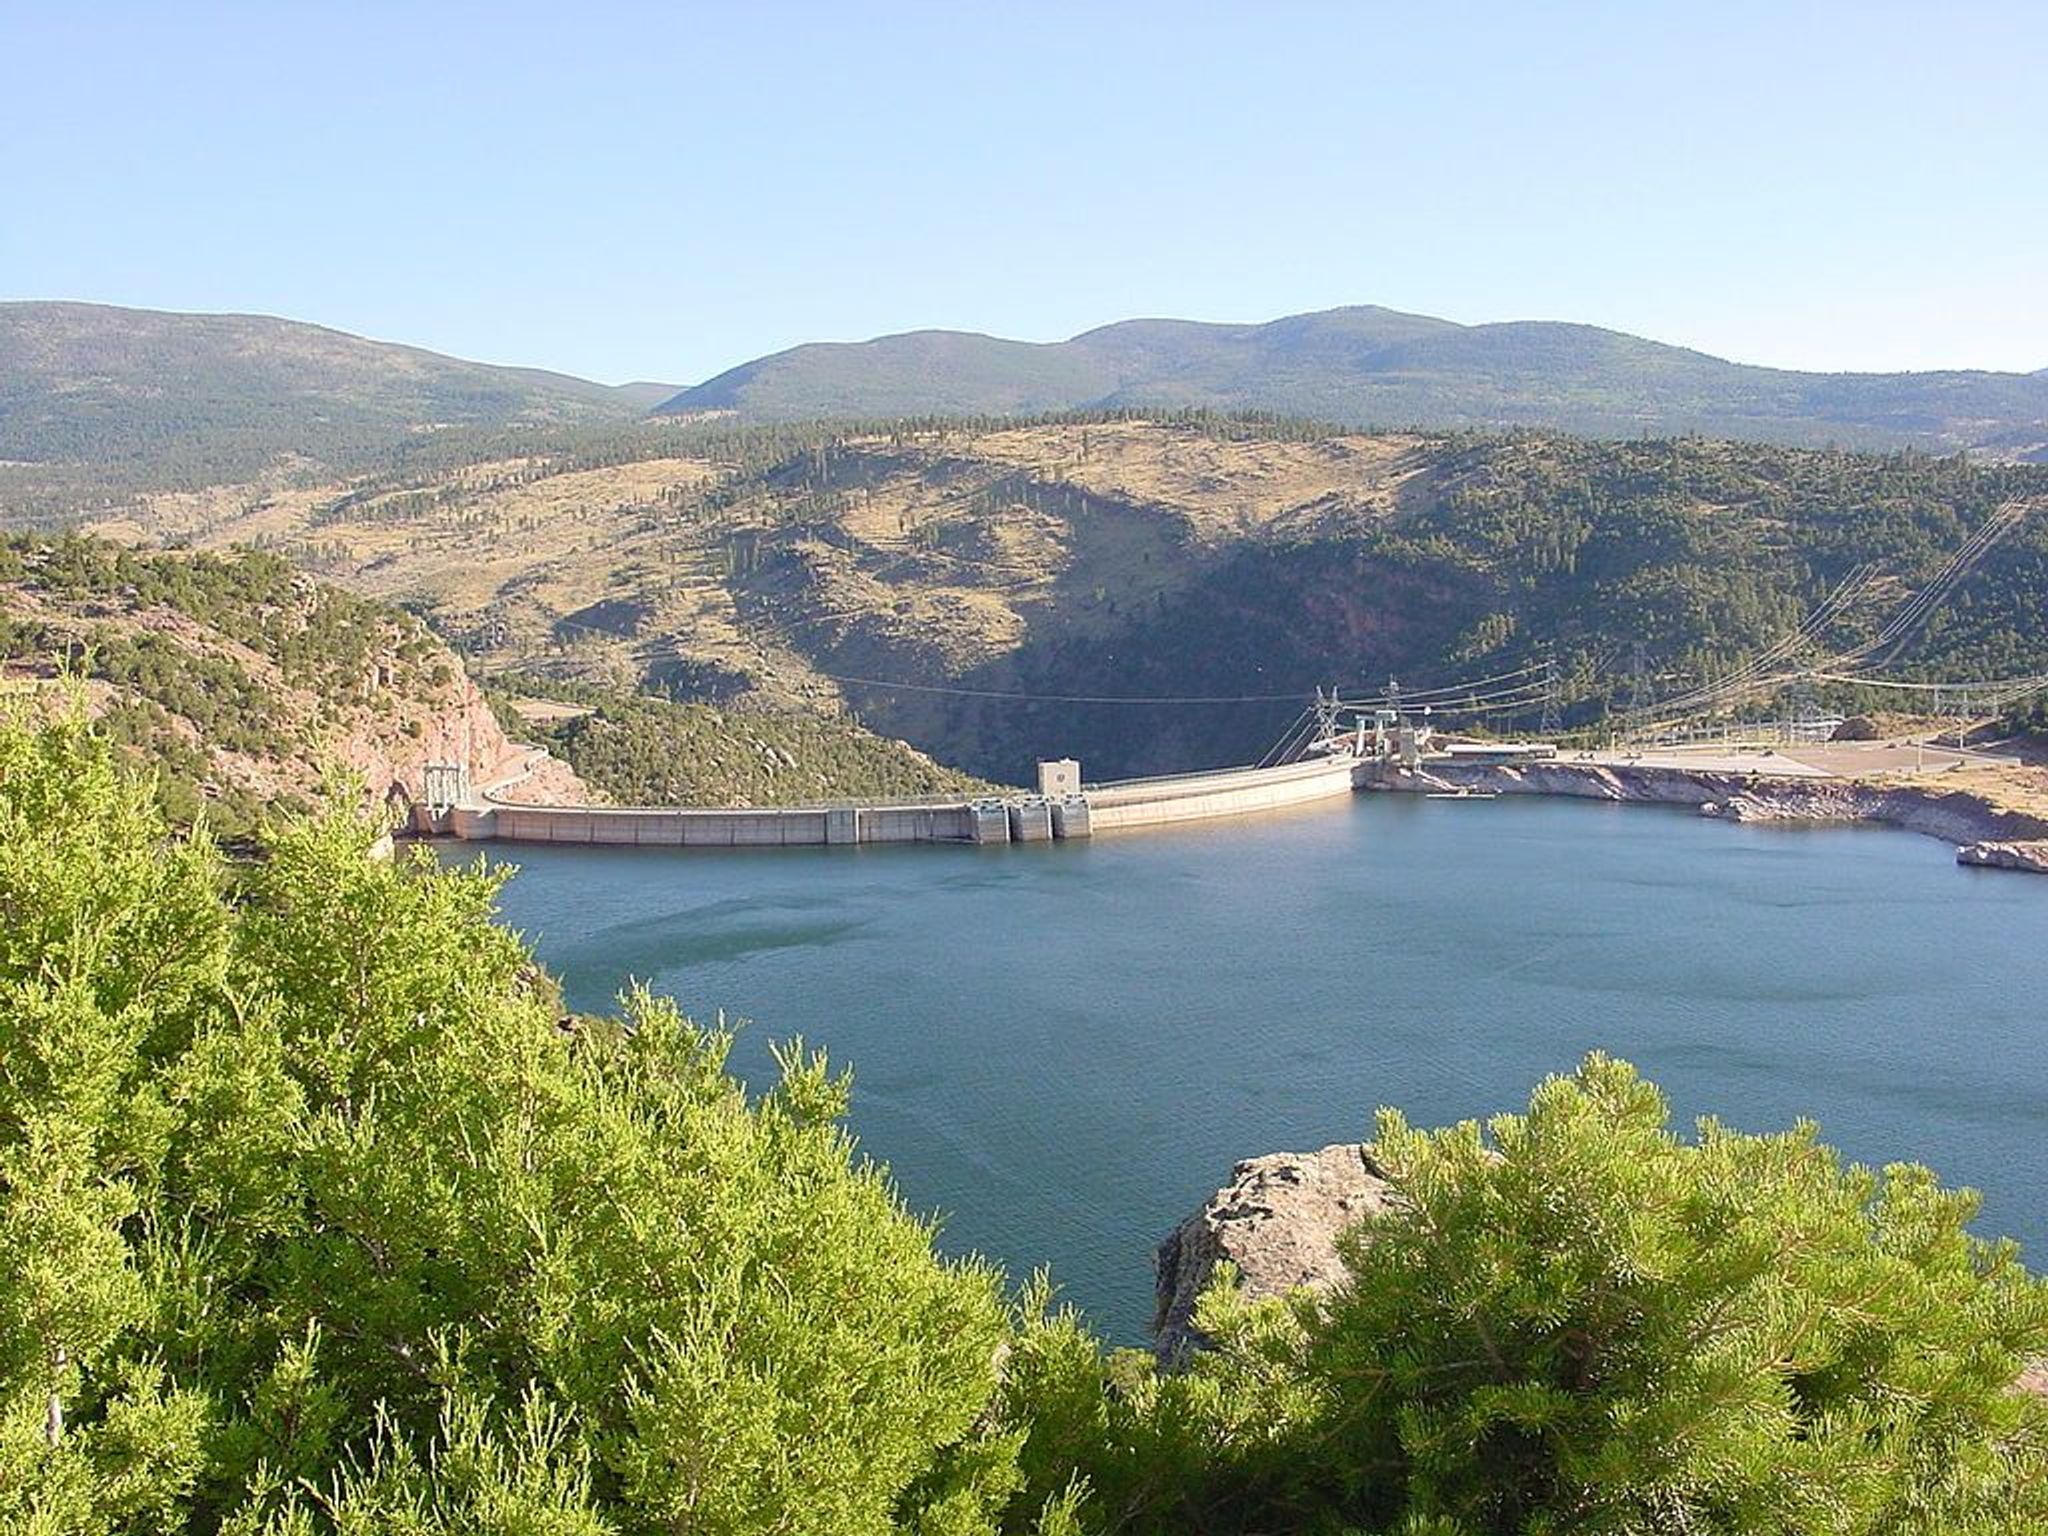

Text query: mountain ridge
(0, 300), (671, 502)
(7, 297), (2047, 526)
(658, 304), (2048, 458)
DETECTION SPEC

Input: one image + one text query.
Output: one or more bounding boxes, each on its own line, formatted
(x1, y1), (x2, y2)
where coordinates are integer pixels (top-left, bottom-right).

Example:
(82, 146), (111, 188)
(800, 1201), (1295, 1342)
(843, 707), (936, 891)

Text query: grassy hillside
(492, 679), (1002, 806)
(0, 301), (665, 511)
(659, 305), (2048, 459)
(93, 413), (2048, 782)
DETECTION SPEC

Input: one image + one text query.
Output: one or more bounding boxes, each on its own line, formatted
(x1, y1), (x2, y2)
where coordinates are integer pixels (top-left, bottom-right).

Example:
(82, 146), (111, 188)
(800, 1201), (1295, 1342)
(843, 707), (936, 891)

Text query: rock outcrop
(1153, 1143), (1393, 1362)
(342, 667), (585, 813)
(1957, 839), (2048, 874)
(1703, 777), (2046, 848)
(1366, 760), (2048, 872)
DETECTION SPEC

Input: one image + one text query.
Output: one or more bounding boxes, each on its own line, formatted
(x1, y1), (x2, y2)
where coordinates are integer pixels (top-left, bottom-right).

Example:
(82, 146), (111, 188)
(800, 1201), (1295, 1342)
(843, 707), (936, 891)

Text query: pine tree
(0, 706), (1024, 1534)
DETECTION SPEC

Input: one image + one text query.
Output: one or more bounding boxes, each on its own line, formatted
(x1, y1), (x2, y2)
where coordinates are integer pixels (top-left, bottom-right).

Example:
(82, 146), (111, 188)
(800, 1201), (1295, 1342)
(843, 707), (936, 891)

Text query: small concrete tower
(1037, 758), (1082, 797)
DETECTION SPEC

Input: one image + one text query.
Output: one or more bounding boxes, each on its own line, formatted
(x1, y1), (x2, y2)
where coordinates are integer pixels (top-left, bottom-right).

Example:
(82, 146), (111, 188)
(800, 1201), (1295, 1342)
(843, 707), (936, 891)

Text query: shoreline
(1361, 759), (2048, 874)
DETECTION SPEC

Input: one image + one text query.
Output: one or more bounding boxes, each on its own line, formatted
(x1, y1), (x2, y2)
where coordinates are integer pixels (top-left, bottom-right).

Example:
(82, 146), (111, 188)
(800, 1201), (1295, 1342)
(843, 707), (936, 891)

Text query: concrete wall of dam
(428, 752), (1362, 849)
(446, 799), (985, 847)
(1087, 754), (1361, 830)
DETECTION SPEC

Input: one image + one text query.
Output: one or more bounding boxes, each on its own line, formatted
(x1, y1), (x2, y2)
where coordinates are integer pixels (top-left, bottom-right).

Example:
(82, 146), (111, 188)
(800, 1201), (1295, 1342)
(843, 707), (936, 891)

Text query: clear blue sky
(4, 1), (2042, 385)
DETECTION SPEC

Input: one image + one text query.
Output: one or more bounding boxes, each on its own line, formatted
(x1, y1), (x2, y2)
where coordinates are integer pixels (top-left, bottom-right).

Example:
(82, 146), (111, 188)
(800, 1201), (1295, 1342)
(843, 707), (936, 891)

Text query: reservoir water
(451, 793), (2048, 1344)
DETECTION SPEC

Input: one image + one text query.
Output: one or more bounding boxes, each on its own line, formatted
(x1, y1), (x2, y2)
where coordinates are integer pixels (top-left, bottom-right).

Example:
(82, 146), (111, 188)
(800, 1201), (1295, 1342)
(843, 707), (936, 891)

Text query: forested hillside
(658, 305), (2048, 458)
(0, 534), (557, 840)
(102, 413), (2048, 782)
(491, 679), (1003, 805)
(0, 302), (665, 513)
(0, 535), (997, 831)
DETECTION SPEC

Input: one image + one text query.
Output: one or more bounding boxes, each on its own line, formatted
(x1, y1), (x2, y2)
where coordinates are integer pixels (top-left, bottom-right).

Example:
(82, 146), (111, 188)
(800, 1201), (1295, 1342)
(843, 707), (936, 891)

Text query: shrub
(6, 703), (2042, 1535)
(1307, 1057), (2048, 1533)
(1002, 1058), (2048, 1534)
(0, 707), (1022, 1535)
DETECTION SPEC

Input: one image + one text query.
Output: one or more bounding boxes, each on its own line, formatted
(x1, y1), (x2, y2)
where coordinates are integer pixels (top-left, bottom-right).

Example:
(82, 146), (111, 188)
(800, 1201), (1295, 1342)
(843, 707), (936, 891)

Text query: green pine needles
(997, 1070), (2048, 1534)
(0, 709), (1021, 1534)
(1332, 1067), (2048, 1533)
(3, 707), (2045, 1533)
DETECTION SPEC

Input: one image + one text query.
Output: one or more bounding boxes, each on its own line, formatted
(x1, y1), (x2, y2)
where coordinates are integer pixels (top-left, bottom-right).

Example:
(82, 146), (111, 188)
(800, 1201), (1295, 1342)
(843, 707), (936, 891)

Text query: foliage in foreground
(3, 708), (2045, 1534)
(0, 709), (1026, 1535)
(1002, 1059), (2048, 1534)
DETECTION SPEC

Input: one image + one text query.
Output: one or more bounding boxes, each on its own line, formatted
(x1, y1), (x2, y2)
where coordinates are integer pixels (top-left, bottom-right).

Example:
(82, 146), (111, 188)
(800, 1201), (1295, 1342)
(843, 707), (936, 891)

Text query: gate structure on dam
(421, 763), (472, 817)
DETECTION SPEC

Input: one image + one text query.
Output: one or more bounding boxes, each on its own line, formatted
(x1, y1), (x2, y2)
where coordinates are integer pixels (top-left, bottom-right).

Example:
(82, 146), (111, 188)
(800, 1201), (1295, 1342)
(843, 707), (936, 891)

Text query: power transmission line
(815, 671), (1315, 704)
(820, 658), (1553, 709)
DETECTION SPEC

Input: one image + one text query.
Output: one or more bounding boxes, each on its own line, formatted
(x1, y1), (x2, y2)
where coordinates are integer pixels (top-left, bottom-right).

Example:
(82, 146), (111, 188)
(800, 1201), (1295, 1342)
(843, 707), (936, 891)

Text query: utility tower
(1538, 654), (1563, 737)
(1780, 684), (1819, 744)
(1625, 643), (1653, 717)
(1313, 686), (1341, 747)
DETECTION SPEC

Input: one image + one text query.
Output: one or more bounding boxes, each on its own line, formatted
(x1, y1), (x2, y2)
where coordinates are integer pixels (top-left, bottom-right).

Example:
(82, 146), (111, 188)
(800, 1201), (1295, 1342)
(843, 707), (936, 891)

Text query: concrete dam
(418, 752), (1365, 850)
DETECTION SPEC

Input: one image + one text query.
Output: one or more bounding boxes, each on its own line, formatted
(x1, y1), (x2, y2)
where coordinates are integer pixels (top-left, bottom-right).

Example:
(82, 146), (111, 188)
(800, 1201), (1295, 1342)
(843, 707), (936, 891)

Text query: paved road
(1780, 741), (2018, 776)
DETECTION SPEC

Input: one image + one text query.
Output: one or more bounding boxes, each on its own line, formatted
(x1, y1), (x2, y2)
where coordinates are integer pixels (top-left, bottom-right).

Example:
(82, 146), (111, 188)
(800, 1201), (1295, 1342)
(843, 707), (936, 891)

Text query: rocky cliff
(0, 535), (584, 835)
(335, 664), (586, 812)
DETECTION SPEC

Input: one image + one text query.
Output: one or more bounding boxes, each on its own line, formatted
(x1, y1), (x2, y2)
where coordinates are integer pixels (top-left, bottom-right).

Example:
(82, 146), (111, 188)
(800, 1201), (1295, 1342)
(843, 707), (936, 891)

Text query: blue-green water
(451, 794), (2048, 1343)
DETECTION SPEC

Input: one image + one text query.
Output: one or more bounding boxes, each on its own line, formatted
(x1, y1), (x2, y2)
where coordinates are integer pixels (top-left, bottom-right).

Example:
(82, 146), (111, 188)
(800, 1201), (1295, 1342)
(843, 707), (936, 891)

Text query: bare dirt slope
(80, 418), (2048, 783)
(86, 421), (1442, 726)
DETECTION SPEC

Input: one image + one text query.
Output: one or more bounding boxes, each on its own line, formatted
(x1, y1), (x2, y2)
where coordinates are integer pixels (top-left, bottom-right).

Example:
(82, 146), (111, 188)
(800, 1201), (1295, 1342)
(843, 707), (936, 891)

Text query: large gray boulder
(1153, 1142), (1395, 1362)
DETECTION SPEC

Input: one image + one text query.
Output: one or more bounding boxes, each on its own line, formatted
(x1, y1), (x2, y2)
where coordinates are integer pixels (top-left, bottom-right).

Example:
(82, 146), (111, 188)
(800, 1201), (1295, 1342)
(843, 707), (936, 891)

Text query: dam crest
(414, 750), (1366, 849)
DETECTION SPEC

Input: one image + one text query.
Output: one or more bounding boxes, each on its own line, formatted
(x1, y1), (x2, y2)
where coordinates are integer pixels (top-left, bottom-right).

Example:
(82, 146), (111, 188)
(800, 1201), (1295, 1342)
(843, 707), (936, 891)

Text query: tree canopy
(0, 707), (1030, 1535)
(1000, 1059), (2048, 1534)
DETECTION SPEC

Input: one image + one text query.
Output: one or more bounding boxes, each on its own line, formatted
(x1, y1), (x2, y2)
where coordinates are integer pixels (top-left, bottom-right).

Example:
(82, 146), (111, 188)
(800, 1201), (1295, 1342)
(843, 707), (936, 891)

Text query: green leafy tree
(0, 704), (223, 1531)
(0, 706), (1025, 1534)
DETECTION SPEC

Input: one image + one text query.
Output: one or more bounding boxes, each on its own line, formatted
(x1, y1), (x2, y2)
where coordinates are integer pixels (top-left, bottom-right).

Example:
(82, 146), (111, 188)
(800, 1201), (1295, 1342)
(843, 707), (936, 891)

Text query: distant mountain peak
(654, 305), (2048, 456)
(0, 300), (656, 494)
